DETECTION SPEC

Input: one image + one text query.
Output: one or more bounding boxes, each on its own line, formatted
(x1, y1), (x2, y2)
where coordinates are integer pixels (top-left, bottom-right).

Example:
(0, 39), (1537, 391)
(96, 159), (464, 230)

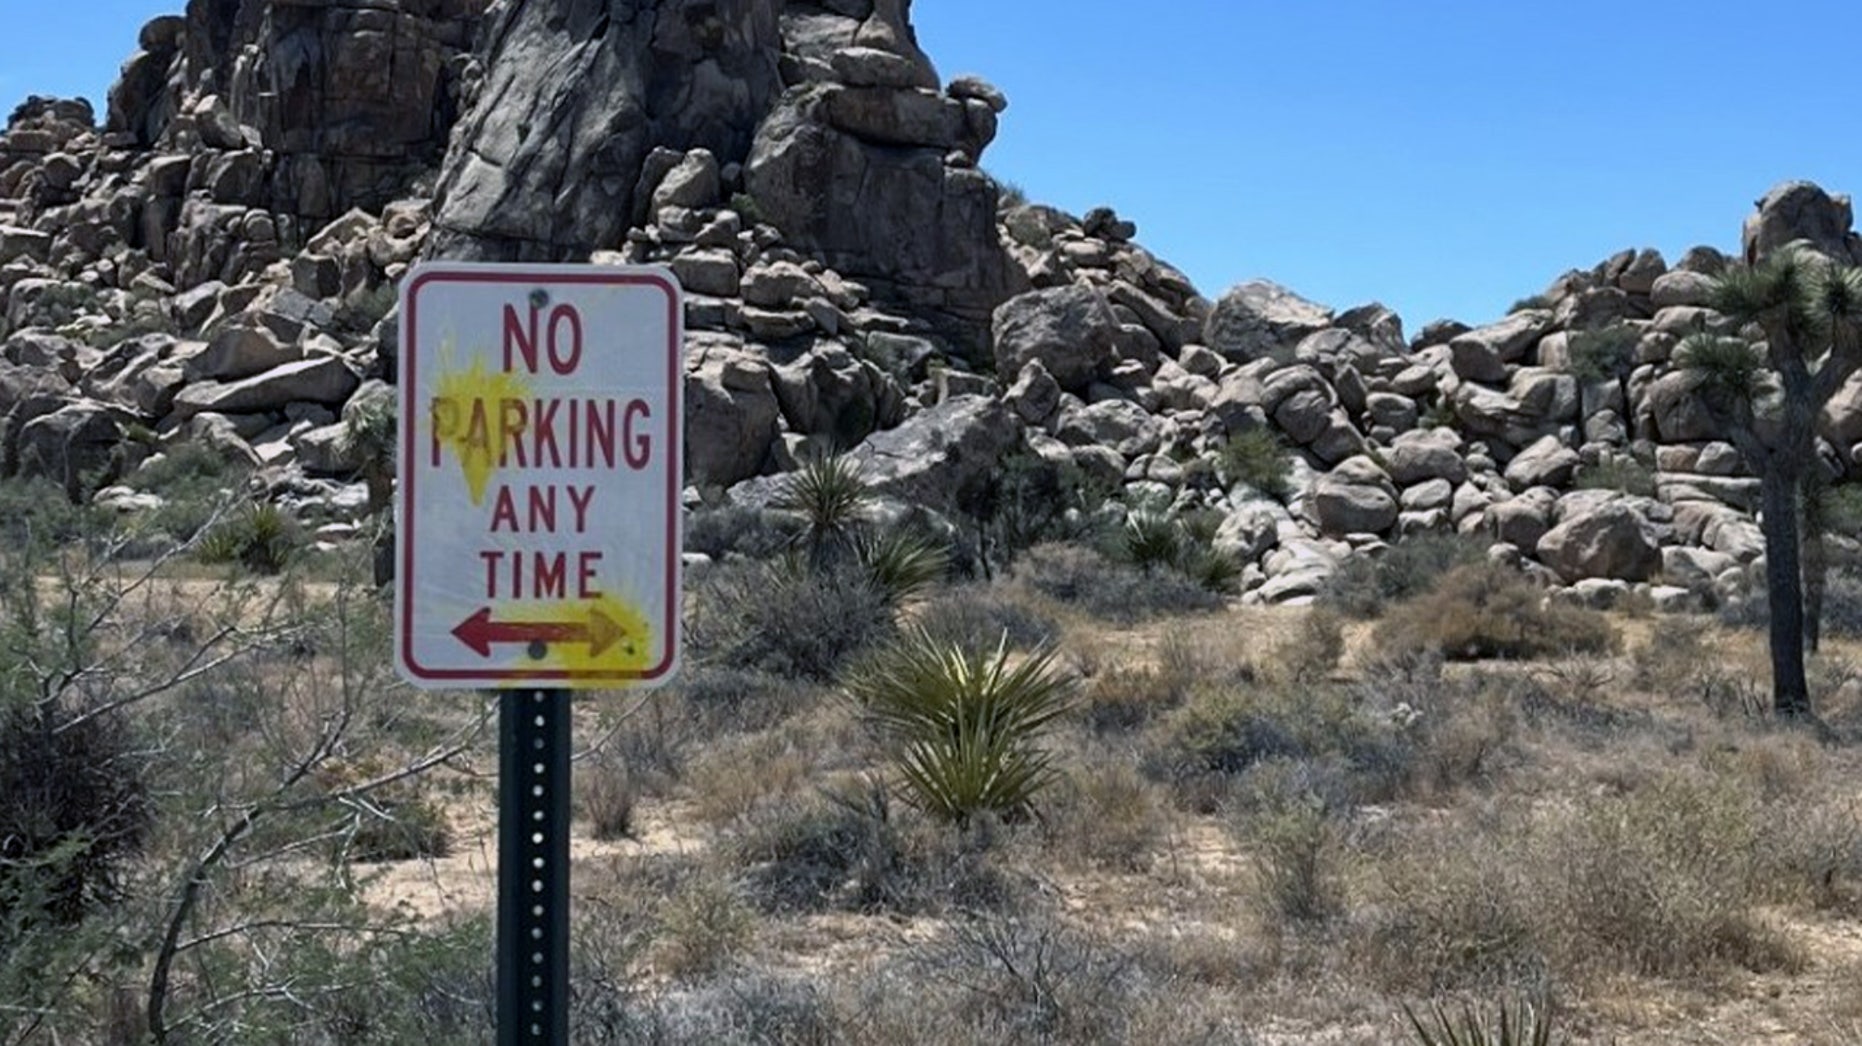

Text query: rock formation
(4, 0), (1862, 611)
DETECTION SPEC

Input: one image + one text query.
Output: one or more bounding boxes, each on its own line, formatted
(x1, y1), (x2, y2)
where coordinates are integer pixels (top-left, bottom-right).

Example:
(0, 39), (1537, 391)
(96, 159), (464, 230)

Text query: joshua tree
(1677, 243), (1862, 717)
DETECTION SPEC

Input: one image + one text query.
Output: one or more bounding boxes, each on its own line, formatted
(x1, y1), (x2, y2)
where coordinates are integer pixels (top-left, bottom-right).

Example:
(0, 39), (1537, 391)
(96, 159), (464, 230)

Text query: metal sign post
(497, 689), (571, 1045)
(394, 262), (684, 1044)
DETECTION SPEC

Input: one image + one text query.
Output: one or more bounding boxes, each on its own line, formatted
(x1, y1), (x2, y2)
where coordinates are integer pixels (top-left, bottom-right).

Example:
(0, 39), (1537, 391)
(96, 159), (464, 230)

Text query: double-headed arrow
(452, 606), (626, 658)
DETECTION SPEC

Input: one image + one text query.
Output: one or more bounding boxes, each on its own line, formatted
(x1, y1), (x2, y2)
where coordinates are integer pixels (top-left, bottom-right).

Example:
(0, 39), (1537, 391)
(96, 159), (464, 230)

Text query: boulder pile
(2, 0), (1859, 609)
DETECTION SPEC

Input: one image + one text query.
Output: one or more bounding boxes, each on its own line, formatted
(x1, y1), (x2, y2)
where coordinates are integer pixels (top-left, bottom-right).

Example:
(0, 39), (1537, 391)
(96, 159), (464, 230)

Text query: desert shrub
(1549, 771), (1795, 977)
(1274, 606), (1344, 683)
(1321, 532), (1489, 619)
(968, 450), (1114, 572)
(684, 504), (800, 561)
(1236, 794), (1345, 926)
(1508, 294), (1553, 313)
(689, 732), (811, 826)
(0, 697), (152, 928)
(687, 557), (895, 681)
(128, 442), (249, 542)
(902, 914), (1138, 1045)
(655, 875), (757, 980)
(730, 782), (1019, 916)
(1077, 649), (1220, 735)
(1363, 823), (1550, 994)
(671, 666), (816, 736)
(646, 970), (836, 1045)
(1374, 563), (1618, 661)
(0, 476), (112, 548)
(1043, 760), (1167, 872)
(1011, 542), (1224, 623)
(1147, 684), (1407, 813)
(1563, 322), (1639, 383)
(195, 501), (303, 574)
(912, 583), (1060, 654)
(579, 754), (639, 841)
(1573, 457), (1657, 497)
(346, 793), (452, 863)
(1217, 428), (1291, 499)
(845, 629), (1076, 824)
(778, 453), (872, 562)
(854, 527), (949, 606)
(1106, 503), (1244, 595)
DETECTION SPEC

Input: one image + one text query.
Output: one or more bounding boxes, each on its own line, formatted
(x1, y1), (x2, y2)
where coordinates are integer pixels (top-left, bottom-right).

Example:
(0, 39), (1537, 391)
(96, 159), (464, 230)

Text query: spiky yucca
(854, 529), (948, 606)
(1403, 997), (1562, 1046)
(845, 629), (1076, 824)
(777, 453), (873, 562)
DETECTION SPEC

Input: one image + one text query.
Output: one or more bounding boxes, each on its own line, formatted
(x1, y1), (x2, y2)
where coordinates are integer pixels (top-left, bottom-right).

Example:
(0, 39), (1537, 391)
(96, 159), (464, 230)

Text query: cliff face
(0, 2), (1859, 611)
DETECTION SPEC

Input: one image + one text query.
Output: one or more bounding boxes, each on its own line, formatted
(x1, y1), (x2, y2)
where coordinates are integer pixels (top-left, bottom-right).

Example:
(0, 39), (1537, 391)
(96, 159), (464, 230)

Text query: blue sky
(10, 2), (1862, 329)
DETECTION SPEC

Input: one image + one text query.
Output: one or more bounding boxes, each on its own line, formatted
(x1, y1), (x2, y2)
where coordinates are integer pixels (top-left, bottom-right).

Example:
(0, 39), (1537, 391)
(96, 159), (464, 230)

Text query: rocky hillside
(4, 0), (1861, 609)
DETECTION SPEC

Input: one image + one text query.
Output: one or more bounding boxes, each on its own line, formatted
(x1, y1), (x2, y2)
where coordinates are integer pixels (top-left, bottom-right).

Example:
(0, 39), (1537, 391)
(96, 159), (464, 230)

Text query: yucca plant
(1402, 996), (1562, 1046)
(196, 502), (300, 574)
(777, 453), (873, 564)
(855, 529), (948, 607)
(1120, 507), (1183, 571)
(845, 628), (1076, 825)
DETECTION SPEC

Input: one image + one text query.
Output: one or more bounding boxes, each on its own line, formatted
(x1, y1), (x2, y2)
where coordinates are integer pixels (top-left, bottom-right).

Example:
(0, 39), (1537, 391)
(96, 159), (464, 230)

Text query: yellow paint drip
(500, 592), (655, 676)
(430, 345), (532, 505)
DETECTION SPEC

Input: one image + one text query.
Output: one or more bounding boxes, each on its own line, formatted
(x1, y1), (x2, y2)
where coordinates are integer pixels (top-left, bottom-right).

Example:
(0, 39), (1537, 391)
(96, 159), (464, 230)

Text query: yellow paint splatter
(500, 592), (656, 676)
(429, 345), (532, 505)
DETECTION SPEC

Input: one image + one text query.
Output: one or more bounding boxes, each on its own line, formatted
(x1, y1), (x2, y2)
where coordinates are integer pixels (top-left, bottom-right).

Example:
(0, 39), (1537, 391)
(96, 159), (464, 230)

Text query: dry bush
(577, 754), (638, 841)
(654, 873), (758, 981)
(1234, 795), (1346, 927)
(1043, 758), (1169, 872)
(671, 665), (819, 736)
(1374, 563), (1618, 662)
(1145, 683), (1409, 813)
(913, 582), (1061, 653)
(1009, 542), (1225, 623)
(727, 782), (1026, 917)
(1547, 771), (1798, 978)
(888, 912), (1141, 1045)
(1362, 821), (1552, 996)
(1270, 606), (1344, 683)
(688, 730), (812, 826)
(345, 791), (453, 863)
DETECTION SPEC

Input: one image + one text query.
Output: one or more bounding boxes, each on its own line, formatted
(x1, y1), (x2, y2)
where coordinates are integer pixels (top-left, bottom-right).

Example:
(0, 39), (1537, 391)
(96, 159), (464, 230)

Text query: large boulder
(1203, 280), (1332, 363)
(686, 346), (781, 488)
(1741, 180), (1862, 265)
(1535, 501), (1662, 583)
(1309, 456), (1397, 537)
(746, 81), (1019, 353)
(1383, 427), (1467, 485)
(991, 285), (1118, 392)
(429, 0), (783, 259)
(848, 395), (1023, 512)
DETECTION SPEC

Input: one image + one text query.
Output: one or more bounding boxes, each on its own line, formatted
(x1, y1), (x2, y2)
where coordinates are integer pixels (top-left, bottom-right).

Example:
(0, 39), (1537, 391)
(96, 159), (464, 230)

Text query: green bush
(1374, 563), (1618, 661)
(0, 696), (152, 928)
(684, 504), (800, 561)
(1216, 428), (1291, 499)
(687, 556), (895, 681)
(1321, 532), (1490, 619)
(1572, 457), (1657, 497)
(1240, 795), (1344, 925)
(1013, 543), (1225, 623)
(1563, 322), (1639, 383)
(1508, 294), (1553, 313)
(845, 629), (1076, 825)
(347, 794), (452, 863)
(195, 502), (302, 574)
(913, 583), (1060, 654)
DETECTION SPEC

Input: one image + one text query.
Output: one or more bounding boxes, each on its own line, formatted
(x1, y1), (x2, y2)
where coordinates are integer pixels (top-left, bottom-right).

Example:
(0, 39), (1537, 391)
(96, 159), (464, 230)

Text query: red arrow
(452, 607), (626, 659)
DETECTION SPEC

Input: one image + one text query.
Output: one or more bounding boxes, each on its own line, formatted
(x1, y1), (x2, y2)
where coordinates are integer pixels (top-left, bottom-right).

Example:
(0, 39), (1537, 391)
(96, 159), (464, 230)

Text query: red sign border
(396, 264), (683, 687)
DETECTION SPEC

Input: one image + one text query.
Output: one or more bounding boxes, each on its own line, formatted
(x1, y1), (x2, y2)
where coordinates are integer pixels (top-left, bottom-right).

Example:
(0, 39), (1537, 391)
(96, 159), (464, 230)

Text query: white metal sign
(395, 262), (682, 689)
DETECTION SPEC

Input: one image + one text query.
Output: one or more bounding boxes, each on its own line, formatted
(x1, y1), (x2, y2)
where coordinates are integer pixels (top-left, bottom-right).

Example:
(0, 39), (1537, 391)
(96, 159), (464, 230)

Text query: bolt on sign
(396, 262), (683, 689)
